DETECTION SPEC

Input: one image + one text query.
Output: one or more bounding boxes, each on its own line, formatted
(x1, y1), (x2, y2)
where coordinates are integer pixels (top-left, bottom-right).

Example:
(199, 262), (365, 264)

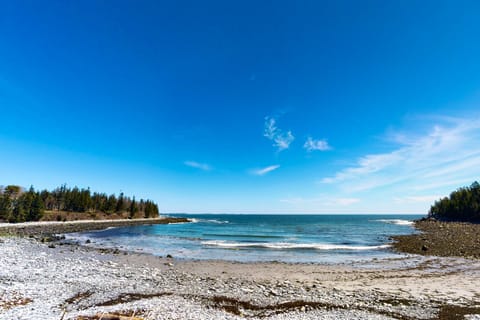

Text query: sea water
(66, 214), (422, 264)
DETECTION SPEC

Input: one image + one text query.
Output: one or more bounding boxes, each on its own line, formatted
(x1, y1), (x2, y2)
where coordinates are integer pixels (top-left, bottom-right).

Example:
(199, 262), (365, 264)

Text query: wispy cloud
(320, 117), (480, 194)
(251, 165), (280, 176)
(304, 137), (331, 152)
(264, 117), (294, 151)
(184, 161), (212, 171)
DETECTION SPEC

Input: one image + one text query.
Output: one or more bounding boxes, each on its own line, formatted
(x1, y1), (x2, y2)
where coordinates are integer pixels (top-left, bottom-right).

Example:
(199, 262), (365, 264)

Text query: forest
(0, 184), (159, 223)
(428, 181), (480, 222)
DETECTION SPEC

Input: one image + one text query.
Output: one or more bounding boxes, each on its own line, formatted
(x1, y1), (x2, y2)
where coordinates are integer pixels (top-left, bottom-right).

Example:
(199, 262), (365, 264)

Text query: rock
(94, 314), (143, 320)
(421, 245), (428, 251)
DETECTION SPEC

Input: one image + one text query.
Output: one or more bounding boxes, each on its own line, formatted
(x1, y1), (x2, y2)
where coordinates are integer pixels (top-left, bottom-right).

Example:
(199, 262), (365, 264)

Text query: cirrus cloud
(251, 165), (280, 176)
(184, 161), (212, 171)
(304, 137), (331, 152)
(320, 116), (480, 194)
(264, 117), (294, 151)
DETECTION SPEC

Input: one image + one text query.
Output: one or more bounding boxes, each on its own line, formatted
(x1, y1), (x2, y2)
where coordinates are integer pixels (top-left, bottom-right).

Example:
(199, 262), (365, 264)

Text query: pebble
(0, 238), (477, 320)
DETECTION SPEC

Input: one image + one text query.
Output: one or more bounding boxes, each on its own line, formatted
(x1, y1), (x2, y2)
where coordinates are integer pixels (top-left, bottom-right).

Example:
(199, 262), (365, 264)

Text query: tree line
(428, 181), (480, 222)
(0, 184), (160, 223)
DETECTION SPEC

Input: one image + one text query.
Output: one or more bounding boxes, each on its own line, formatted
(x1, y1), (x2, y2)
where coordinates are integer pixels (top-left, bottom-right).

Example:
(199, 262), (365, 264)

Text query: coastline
(0, 216), (190, 237)
(1, 237), (480, 319)
(391, 219), (480, 259)
(1, 219), (480, 319)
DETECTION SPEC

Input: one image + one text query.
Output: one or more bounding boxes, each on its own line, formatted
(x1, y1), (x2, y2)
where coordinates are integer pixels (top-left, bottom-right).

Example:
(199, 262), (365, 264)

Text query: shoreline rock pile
(392, 219), (480, 259)
(0, 217), (189, 237)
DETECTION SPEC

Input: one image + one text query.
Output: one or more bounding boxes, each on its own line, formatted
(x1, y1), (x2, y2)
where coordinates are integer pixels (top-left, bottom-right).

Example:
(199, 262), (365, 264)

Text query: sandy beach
(1, 219), (480, 320)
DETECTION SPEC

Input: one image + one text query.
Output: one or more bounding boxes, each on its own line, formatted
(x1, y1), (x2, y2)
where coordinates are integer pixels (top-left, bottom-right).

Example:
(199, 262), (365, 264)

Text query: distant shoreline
(0, 216), (190, 236)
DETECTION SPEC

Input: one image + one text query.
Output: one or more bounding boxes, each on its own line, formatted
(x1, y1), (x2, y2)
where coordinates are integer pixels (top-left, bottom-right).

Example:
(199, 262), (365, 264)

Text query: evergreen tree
(28, 192), (45, 221)
(12, 202), (26, 222)
(129, 196), (138, 218)
(0, 183), (160, 221)
(144, 200), (159, 218)
(105, 194), (117, 213)
(429, 181), (480, 222)
(116, 192), (125, 213)
(22, 186), (36, 218)
(0, 194), (12, 221)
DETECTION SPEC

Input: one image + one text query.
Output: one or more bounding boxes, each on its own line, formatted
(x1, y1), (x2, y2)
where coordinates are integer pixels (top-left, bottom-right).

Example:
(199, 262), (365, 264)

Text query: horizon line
(162, 212), (425, 215)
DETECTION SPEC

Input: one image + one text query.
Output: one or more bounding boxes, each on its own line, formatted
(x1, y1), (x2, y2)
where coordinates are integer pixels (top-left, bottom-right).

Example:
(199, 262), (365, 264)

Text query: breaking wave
(190, 218), (229, 224)
(201, 240), (390, 251)
(375, 219), (414, 226)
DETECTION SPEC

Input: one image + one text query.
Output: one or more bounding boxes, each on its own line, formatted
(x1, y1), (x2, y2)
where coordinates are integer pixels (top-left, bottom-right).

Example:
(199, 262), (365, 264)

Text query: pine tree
(28, 192), (45, 221)
(1, 183), (160, 221)
(105, 194), (117, 213)
(12, 202), (26, 222)
(116, 192), (125, 213)
(429, 181), (480, 222)
(129, 196), (138, 218)
(0, 194), (12, 221)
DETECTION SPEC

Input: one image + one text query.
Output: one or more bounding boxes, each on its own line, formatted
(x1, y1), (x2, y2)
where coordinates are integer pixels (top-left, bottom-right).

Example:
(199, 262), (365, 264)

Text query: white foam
(375, 219), (414, 226)
(201, 240), (390, 251)
(191, 218), (229, 224)
(206, 219), (229, 224)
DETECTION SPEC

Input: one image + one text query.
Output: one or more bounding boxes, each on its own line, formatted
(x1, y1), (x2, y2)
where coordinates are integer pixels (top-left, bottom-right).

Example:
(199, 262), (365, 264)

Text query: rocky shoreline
(0, 217), (190, 237)
(1, 218), (480, 319)
(392, 219), (480, 259)
(1, 237), (480, 320)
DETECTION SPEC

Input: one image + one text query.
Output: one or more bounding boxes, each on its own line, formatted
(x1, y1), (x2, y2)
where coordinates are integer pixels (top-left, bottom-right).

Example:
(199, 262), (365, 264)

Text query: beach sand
(1, 219), (480, 319)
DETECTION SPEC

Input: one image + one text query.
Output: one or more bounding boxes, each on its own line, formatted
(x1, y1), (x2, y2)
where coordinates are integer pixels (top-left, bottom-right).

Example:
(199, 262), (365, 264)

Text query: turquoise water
(66, 214), (423, 263)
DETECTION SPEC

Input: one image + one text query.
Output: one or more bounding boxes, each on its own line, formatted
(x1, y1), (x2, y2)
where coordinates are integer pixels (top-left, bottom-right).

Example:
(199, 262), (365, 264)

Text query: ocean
(66, 214), (422, 264)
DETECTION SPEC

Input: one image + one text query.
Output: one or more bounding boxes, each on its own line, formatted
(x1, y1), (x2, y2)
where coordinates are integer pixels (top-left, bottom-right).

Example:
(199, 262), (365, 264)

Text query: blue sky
(1, 0), (480, 213)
